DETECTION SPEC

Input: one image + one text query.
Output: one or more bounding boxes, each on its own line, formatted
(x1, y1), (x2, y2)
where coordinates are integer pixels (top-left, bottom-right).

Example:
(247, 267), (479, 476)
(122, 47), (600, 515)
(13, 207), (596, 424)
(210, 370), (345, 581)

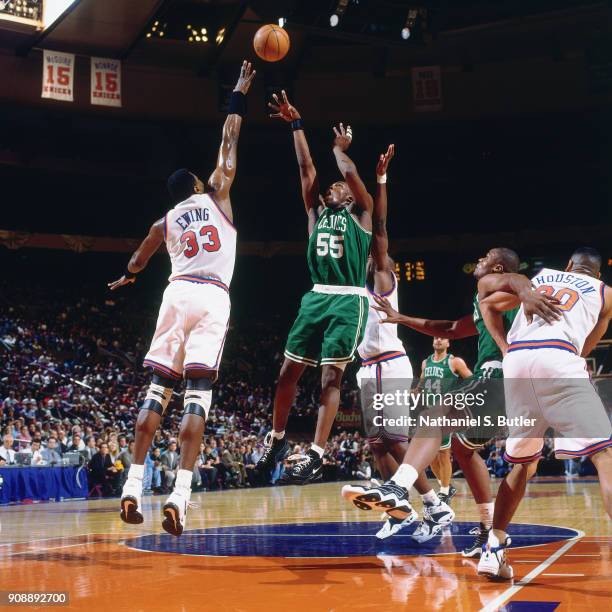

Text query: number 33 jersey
(164, 193), (237, 288)
(307, 207), (371, 288)
(507, 267), (606, 355)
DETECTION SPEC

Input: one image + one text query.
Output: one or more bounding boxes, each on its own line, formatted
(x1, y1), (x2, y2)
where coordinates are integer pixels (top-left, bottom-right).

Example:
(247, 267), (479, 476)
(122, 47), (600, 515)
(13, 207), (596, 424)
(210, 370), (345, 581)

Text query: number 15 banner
(91, 57), (122, 107)
(42, 50), (75, 101)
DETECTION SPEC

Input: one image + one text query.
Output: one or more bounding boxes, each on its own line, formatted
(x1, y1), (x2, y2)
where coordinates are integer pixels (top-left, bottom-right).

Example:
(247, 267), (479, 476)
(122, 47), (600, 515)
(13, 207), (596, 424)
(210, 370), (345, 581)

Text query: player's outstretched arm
(268, 90), (320, 217)
(107, 219), (164, 290)
(371, 144), (395, 294)
(208, 61), (256, 205)
(477, 272), (561, 324)
(332, 124), (373, 216)
(582, 284), (612, 356)
(372, 294), (477, 339)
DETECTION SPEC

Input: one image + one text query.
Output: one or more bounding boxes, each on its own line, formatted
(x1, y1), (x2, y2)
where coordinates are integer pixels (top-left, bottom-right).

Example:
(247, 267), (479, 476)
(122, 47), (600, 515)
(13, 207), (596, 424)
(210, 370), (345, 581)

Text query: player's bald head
(567, 247), (602, 278)
(491, 247), (520, 273)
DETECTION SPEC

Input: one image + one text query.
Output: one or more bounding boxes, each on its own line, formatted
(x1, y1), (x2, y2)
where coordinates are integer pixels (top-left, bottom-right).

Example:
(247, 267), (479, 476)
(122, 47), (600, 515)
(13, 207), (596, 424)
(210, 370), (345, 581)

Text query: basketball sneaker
(341, 483), (370, 505)
(162, 489), (192, 537)
(438, 484), (457, 505)
(254, 433), (289, 480)
(376, 509), (418, 540)
(478, 536), (513, 580)
(462, 524), (490, 558)
(349, 480), (414, 520)
(411, 500), (455, 544)
(120, 478), (144, 525)
(278, 449), (323, 485)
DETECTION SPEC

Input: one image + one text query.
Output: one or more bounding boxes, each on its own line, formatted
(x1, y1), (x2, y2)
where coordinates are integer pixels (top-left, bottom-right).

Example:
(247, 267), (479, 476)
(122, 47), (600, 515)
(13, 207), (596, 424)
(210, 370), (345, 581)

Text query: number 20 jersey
(507, 267), (605, 355)
(307, 206), (371, 287)
(164, 193), (237, 287)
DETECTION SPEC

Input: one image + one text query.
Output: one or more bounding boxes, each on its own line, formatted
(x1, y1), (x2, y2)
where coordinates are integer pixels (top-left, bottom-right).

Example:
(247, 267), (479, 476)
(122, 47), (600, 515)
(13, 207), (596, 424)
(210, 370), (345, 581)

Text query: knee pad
(184, 389), (212, 420)
(142, 377), (174, 416)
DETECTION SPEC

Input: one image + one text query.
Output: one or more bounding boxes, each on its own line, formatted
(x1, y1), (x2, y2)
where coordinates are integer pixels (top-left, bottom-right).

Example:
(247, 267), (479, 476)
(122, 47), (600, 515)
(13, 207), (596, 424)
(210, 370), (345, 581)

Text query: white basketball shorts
(502, 347), (612, 462)
(143, 278), (230, 380)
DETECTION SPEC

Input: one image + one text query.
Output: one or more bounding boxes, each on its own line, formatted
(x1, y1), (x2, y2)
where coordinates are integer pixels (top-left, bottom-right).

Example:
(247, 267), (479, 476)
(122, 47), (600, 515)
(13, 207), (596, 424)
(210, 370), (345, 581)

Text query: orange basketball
(253, 24), (290, 62)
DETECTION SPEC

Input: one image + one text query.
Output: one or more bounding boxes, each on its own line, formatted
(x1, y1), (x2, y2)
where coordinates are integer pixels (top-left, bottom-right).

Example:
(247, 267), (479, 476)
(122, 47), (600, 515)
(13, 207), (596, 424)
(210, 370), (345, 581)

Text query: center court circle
(123, 521), (578, 558)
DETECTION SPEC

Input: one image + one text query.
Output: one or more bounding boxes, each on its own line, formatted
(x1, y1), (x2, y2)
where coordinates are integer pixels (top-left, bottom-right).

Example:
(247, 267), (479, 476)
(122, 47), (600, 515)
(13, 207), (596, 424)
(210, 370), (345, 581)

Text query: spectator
(89, 442), (119, 497)
(0, 434), (16, 465)
(82, 436), (97, 461)
(42, 436), (62, 465)
(353, 453), (372, 480)
(160, 441), (179, 492)
(29, 440), (45, 465)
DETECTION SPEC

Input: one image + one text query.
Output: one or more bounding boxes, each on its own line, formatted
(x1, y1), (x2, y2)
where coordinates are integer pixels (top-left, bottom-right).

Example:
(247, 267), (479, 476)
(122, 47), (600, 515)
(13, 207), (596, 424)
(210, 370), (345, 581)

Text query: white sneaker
(341, 483), (370, 504)
(162, 489), (191, 537)
(478, 537), (514, 580)
(412, 501), (455, 544)
(376, 509), (418, 540)
(120, 478), (143, 525)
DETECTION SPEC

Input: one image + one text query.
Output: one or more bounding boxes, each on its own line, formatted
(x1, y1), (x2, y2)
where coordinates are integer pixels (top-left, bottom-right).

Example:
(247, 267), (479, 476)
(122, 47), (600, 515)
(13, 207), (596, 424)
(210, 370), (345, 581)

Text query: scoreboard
(395, 261), (426, 283)
(0, 0), (43, 29)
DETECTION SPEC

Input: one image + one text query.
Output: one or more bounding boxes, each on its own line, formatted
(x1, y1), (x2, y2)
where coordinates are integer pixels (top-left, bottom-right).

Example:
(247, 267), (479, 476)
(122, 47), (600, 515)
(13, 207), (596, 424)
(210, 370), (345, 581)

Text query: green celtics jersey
(422, 354), (458, 394)
(472, 292), (518, 373)
(307, 207), (371, 287)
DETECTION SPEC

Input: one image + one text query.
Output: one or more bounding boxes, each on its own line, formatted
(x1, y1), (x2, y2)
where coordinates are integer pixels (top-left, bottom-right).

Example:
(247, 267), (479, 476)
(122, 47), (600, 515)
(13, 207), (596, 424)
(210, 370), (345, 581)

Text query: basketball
(253, 24), (290, 62)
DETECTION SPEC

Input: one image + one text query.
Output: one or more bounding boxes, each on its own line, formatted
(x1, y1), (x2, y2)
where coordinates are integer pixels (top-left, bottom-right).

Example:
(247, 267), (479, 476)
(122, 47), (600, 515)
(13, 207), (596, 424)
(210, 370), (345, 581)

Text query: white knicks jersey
(507, 267), (605, 355)
(358, 273), (406, 359)
(164, 193), (237, 288)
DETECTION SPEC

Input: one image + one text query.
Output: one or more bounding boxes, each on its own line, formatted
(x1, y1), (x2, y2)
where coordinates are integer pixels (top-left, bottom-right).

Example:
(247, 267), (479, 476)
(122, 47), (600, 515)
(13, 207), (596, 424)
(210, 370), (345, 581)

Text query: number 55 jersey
(143, 193), (236, 380)
(284, 206), (371, 367)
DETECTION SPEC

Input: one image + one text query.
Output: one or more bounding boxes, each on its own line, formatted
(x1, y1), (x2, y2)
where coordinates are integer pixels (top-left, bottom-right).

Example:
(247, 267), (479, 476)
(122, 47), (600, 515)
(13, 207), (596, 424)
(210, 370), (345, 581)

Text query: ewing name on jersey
(165, 193), (237, 288)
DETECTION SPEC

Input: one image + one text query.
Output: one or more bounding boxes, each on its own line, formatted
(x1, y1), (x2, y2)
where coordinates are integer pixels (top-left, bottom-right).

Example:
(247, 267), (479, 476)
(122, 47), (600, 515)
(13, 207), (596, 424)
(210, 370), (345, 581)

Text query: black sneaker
(352, 480), (413, 519)
(254, 433), (289, 481)
(438, 484), (457, 505)
(278, 450), (323, 485)
(462, 523), (490, 558)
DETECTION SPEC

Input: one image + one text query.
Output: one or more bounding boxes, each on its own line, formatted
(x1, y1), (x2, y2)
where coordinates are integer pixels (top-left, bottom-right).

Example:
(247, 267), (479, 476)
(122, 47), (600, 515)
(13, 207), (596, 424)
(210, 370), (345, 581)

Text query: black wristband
(228, 90), (247, 117)
(291, 118), (304, 131)
(125, 268), (137, 280)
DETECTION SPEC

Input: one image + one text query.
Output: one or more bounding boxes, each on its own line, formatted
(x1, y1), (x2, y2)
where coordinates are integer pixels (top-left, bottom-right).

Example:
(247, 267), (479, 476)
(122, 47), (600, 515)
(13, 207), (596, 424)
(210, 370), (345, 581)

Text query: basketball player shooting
(107, 60), (255, 536)
(255, 91), (373, 485)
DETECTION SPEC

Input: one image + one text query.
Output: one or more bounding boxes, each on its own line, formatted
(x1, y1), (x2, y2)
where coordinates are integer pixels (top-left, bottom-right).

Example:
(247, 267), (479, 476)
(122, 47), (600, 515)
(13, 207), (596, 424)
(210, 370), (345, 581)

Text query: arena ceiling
(0, 0), (606, 76)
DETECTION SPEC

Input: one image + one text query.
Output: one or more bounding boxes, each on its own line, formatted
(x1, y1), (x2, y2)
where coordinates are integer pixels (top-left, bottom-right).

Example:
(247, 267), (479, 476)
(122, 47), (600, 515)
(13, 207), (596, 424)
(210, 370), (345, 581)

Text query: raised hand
(332, 123), (352, 151)
(268, 89), (300, 122)
(376, 144), (395, 176)
(233, 60), (256, 94)
(372, 294), (403, 324)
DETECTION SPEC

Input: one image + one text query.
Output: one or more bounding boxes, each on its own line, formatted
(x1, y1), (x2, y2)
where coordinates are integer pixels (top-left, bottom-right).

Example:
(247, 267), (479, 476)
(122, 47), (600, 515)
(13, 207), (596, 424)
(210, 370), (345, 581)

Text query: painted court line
(480, 531), (584, 612)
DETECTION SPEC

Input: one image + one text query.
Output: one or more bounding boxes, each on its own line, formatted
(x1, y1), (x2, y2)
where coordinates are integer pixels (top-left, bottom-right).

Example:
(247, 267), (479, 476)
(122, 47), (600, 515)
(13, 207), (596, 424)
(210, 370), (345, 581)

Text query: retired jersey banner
(411, 65), (442, 112)
(41, 50), (75, 101)
(91, 57), (122, 107)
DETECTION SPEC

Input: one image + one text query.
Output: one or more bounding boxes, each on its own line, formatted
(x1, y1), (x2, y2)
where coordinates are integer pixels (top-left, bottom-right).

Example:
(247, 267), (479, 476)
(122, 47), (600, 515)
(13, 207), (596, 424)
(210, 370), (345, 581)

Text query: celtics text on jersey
(307, 207), (371, 288)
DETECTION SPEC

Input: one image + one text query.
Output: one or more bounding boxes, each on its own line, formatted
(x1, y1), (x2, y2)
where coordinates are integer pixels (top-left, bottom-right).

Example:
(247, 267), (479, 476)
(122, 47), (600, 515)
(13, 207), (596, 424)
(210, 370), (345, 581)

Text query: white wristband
(377, 173), (387, 184)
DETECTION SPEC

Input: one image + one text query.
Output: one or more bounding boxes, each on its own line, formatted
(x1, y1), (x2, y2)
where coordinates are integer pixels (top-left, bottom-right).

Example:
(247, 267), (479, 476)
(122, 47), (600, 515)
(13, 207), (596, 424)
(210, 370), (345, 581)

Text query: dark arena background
(0, 1), (611, 611)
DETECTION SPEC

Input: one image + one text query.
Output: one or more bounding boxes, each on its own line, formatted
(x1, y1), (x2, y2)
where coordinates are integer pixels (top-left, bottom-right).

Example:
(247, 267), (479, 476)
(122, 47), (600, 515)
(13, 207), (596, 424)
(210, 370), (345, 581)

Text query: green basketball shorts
(284, 289), (368, 367)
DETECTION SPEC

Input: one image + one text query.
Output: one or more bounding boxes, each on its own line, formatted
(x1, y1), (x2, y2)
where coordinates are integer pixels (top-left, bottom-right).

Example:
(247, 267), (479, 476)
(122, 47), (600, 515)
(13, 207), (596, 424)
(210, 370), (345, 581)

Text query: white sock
(488, 528), (507, 548)
(175, 468), (193, 493)
(271, 430), (285, 441)
(478, 502), (494, 529)
(310, 443), (324, 458)
(421, 489), (439, 505)
(439, 485), (450, 495)
(391, 464), (418, 490)
(128, 464), (144, 480)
